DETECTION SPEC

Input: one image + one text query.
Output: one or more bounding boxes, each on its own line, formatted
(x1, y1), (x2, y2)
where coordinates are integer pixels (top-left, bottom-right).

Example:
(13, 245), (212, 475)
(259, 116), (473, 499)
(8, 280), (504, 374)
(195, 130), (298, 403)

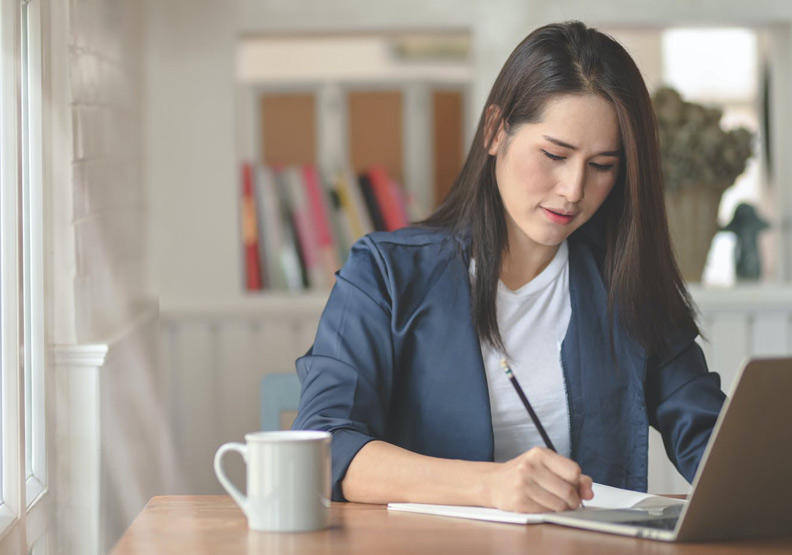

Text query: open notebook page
(387, 482), (684, 525)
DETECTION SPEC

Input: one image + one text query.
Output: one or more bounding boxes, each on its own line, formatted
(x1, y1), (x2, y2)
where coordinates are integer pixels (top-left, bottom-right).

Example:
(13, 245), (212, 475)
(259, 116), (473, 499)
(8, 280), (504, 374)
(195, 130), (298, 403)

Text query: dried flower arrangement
(652, 86), (754, 192)
(651, 86), (756, 281)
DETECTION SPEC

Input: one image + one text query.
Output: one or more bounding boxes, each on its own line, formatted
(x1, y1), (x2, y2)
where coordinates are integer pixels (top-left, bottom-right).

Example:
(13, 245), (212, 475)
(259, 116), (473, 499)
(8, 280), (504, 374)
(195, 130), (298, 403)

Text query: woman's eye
(590, 163), (614, 172)
(542, 149), (615, 172)
(542, 150), (564, 161)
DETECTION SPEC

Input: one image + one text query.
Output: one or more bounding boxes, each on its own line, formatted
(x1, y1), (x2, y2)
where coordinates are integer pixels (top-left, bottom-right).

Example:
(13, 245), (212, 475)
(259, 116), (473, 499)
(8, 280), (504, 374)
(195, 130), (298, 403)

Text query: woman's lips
(542, 207), (576, 225)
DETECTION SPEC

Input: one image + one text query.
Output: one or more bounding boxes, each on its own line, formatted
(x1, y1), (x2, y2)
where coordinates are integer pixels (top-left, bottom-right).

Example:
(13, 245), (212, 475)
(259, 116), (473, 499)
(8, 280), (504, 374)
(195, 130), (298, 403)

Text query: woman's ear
(484, 105), (505, 156)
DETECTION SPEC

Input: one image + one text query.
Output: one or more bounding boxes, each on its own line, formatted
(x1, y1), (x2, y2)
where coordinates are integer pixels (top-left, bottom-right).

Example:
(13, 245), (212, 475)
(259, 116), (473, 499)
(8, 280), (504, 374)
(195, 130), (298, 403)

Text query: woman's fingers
(535, 448), (595, 507)
(538, 448), (584, 483)
(579, 473), (594, 501)
(530, 455), (586, 510)
(524, 477), (577, 512)
(492, 447), (592, 512)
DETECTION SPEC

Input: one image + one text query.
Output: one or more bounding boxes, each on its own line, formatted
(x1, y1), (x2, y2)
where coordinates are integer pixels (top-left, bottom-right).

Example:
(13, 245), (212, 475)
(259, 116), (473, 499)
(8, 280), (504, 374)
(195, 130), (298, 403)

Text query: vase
(664, 186), (727, 283)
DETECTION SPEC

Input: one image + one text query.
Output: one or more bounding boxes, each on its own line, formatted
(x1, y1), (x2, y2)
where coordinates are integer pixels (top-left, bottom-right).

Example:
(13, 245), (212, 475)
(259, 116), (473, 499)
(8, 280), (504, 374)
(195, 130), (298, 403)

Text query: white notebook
(387, 483), (684, 524)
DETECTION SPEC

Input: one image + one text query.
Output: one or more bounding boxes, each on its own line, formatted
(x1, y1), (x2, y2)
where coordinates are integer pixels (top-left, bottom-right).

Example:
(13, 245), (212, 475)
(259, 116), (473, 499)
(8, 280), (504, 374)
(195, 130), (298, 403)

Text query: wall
(144, 0), (240, 303)
(68, 0), (148, 339)
(48, 0), (175, 552)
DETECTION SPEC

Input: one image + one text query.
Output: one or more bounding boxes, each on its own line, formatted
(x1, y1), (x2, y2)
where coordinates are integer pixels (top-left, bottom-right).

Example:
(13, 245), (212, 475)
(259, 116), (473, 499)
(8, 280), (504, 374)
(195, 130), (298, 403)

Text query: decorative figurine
(723, 203), (769, 280)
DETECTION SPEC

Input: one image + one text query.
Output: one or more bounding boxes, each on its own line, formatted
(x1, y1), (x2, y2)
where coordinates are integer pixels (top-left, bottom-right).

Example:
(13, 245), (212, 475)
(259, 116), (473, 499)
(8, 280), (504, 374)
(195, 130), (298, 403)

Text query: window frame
(21, 0), (46, 508)
(0, 0), (49, 550)
(0, 0), (24, 544)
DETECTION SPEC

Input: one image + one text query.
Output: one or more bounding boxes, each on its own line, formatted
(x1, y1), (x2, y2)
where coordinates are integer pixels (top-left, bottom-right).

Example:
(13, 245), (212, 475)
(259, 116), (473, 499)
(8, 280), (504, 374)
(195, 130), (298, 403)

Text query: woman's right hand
(484, 447), (594, 513)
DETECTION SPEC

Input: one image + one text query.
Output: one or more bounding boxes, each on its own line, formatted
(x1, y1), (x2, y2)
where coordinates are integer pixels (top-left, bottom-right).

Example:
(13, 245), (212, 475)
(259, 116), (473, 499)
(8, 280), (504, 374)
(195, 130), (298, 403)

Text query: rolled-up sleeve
(292, 237), (395, 501)
(645, 339), (726, 482)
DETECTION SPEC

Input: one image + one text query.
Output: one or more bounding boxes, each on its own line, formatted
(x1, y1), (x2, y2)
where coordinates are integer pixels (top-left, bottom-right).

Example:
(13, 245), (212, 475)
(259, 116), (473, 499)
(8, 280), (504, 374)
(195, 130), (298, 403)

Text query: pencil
(501, 358), (556, 451)
(501, 358), (586, 509)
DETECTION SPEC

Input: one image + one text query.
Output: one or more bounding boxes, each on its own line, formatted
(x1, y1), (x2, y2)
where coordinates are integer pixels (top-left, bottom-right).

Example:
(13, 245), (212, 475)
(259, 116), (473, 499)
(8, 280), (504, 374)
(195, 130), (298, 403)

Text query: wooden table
(111, 496), (792, 554)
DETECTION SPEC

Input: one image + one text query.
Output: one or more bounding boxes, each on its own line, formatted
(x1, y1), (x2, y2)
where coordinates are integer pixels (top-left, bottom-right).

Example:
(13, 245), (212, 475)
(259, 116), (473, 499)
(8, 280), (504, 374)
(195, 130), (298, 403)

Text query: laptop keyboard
(612, 517), (679, 530)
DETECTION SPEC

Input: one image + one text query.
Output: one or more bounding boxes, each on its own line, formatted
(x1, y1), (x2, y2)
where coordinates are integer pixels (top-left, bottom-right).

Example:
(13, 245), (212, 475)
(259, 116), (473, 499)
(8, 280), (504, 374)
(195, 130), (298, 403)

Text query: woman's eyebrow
(543, 135), (621, 157)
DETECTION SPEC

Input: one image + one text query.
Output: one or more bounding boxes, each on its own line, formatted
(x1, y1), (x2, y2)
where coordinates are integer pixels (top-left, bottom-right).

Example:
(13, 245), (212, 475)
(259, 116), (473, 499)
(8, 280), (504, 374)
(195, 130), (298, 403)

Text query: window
(661, 28), (763, 286)
(1, 0), (48, 551)
(608, 26), (765, 286)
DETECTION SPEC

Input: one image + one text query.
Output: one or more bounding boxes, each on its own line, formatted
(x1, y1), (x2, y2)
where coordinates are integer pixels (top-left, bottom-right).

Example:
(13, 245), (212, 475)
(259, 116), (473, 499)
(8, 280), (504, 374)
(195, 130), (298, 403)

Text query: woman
(293, 21), (725, 513)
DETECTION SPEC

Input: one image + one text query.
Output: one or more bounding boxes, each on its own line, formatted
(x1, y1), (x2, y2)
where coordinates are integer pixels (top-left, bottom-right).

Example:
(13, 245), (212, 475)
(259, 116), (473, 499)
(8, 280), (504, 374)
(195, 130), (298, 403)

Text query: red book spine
(368, 165), (406, 231)
(241, 163), (263, 290)
(302, 165), (340, 282)
(388, 176), (410, 225)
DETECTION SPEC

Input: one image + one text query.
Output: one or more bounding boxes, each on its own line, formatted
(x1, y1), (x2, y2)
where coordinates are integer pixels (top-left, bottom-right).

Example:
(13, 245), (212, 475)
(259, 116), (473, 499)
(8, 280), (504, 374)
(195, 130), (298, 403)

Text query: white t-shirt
(472, 241), (572, 462)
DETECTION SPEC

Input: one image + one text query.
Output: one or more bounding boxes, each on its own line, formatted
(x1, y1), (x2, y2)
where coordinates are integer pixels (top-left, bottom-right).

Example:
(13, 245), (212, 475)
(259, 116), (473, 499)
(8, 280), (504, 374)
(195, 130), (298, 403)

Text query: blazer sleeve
(645, 338), (726, 482)
(291, 236), (395, 501)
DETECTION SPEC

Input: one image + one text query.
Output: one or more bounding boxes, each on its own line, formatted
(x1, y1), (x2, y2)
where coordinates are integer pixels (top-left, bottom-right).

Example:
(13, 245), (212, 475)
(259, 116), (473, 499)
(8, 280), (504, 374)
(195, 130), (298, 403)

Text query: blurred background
(6, 0), (792, 553)
(155, 0), (790, 538)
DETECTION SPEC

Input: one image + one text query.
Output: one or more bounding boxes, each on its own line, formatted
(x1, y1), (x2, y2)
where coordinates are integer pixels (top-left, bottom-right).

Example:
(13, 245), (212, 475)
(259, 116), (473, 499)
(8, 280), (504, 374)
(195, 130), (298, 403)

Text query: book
(368, 165), (406, 231)
(255, 165), (286, 290)
(388, 174), (412, 225)
(240, 162), (263, 290)
(387, 483), (684, 525)
(273, 168), (307, 291)
(358, 173), (386, 231)
(326, 187), (353, 265)
(302, 165), (340, 284)
(282, 166), (326, 289)
(335, 170), (374, 239)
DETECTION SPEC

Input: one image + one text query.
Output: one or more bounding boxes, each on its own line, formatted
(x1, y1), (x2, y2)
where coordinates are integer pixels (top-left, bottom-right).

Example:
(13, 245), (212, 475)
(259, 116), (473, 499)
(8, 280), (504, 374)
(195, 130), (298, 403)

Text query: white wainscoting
(648, 284), (792, 494)
(160, 294), (327, 496)
(54, 302), (176, 554)
(161, 286), (792, 497)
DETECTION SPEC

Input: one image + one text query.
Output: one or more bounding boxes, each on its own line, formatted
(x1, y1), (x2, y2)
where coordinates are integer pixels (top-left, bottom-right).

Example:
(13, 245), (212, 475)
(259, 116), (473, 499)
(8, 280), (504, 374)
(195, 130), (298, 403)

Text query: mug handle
(214, 442), (248, 515)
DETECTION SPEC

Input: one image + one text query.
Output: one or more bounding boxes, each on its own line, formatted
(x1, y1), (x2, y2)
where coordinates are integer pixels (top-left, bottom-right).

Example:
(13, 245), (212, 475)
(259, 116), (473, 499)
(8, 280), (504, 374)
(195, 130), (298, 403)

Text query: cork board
(260, 93), (316, 166)
(348, 91), (403, 182)
(432, 90), (464, 207)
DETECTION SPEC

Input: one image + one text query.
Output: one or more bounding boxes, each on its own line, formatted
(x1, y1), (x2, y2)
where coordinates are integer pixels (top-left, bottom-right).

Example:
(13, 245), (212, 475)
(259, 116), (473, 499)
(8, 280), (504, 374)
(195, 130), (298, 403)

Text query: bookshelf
(239, 78), (468, 293)
(234, 33), (473, 293)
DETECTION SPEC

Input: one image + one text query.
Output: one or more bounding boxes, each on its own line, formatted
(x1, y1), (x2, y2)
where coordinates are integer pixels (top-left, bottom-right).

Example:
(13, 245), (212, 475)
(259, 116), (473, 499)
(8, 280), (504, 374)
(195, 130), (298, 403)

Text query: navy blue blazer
(293, 226), (726, 502)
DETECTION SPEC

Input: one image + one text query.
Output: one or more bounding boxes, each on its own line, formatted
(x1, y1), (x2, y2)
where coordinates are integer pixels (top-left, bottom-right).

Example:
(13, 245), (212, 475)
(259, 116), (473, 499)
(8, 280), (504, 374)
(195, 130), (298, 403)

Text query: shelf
(159, 282), (792, 320)
(688, 282), (792, 312)
(160, 291), (331, 319)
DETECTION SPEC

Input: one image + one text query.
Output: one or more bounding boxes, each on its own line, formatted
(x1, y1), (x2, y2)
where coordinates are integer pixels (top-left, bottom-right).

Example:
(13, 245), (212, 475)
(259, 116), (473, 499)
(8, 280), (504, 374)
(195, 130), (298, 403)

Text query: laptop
(544, 357), (792, 542)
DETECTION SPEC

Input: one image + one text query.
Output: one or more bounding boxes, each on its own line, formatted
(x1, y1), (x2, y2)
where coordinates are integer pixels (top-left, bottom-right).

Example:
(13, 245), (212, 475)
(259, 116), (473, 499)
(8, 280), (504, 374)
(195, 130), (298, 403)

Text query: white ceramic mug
(214, 430), (331, 532)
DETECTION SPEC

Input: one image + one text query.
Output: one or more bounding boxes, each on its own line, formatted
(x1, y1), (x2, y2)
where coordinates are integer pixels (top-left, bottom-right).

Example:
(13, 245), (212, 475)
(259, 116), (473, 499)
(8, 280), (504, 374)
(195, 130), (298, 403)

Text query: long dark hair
(419, 20), (698, 358)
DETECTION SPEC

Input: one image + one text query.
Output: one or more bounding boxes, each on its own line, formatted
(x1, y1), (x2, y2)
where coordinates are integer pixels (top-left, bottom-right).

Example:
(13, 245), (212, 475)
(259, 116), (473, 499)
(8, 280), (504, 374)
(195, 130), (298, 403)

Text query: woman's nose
(558, 163), (585, 203)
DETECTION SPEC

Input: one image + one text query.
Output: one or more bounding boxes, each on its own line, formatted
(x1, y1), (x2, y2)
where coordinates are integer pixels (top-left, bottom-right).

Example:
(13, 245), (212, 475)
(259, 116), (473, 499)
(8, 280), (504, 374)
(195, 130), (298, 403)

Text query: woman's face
(489, 93), (622, 257)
